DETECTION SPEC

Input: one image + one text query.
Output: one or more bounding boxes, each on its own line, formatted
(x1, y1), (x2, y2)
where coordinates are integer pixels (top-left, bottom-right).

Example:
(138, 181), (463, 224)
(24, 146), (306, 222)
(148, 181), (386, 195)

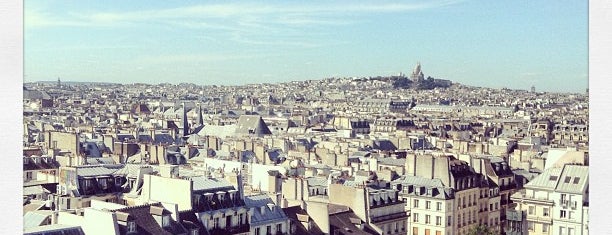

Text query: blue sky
(24, 0), (588, 92)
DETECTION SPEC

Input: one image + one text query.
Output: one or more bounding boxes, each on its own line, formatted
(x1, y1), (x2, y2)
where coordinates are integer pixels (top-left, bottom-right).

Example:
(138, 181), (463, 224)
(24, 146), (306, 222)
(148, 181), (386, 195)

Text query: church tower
(410, 62), (425, 82)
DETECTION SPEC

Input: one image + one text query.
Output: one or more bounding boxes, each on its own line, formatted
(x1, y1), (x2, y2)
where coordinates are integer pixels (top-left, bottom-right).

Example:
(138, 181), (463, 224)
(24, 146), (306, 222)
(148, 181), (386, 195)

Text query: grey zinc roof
(191, 176), (234, 192)
(23, 211), (52, 229)
(23, 224), (85, 235)
(377, 157), (406, 167)
(555, 165), (588, 194)
(392, 175), (445, 188)
(234, 115), (272, 136)
(306, 177), (328, 187)
(244, 194), (288, 225)
(75, 164), (125, 177)
(525, 167), (563, 191)
(196, 124), (237, 138)
(244, 193), (274, 207)
(23, 185), (50, 196)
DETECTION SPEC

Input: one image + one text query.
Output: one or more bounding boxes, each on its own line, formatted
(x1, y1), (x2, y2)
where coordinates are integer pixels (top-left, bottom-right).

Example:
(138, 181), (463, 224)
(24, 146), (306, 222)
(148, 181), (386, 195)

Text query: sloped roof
(23, 211), (52, 229)
(234, 115), (272, 136)
(191, 177), (234, 192)
(524, 167), (563, 191)
(24, 224), (85, 235)
(555, 165), (588, 194)
(196, 124), (237, 138)
(112, 203), (187, 235)
(282, 206), (324, 235)
(244, 194), (288, 225)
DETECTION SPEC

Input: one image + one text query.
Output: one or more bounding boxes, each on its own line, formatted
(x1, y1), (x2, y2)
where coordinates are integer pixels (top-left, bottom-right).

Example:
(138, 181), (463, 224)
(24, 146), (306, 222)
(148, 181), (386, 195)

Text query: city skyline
(25, 0), (588, 93)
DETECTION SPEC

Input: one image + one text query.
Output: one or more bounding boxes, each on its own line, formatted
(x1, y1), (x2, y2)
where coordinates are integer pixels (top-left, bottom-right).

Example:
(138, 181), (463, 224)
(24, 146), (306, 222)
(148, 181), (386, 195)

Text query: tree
(467, 225), (496, 235)
(392, 77), (412, 89)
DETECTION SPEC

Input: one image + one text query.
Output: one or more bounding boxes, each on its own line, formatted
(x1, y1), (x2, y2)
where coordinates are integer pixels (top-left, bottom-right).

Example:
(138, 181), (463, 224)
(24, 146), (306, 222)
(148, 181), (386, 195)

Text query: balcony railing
(208, 224), (250, 235)
(370, 200), (406, 209)
(526, 215), (552, 224)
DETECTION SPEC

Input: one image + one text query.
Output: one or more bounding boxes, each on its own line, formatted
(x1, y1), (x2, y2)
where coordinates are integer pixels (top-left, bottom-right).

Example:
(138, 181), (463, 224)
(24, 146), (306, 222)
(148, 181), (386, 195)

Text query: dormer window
(162, 215), (170, 227)
(190, 228), (199, 235)
(127, 221), (137, 233)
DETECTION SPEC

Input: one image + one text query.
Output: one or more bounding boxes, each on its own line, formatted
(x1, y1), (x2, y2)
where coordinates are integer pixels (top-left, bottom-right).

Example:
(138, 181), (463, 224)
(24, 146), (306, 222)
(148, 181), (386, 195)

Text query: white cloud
(27, 1), (464, 28)
(25, 1), (465, 49)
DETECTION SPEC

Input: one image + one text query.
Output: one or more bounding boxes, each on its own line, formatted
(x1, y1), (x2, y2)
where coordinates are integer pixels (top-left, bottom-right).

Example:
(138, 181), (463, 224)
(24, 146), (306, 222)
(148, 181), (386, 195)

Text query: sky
(24, 0), (588, 93)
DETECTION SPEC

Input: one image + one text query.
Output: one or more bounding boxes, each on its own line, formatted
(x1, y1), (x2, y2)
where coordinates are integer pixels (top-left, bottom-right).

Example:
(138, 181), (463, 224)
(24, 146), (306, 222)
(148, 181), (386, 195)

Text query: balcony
(370, 200), (405, 209)
(526, 215), (552, 224)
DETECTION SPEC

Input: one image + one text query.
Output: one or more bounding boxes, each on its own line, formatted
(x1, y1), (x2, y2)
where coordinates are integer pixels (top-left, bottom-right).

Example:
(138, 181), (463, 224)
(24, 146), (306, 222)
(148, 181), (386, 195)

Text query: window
(560, 210), (567, 218)
(568, 228), (574, 235)
(162, 215), (171, 227)
(528, 206), (535, 215)
(559, 226), (566, 235)
(573, 177), (580, 184)
(213, 217), (219, 228)
(436, 202), (442, 211)
(414, 199), (419, 208)
(266, 225), (271, 234)
(127, 221), (136, 233)
(255, 227), (261, 235)
(413, 213), (419, 222)
(436, 216), (442, 226)
(543, 208), (550, 216)
(542, 224), (548, 232)
(569, 211), (575, 219)
(277, 224), (282, 233)
(425, 215), (431, 224)
(564, 176), (571, 183)
(426, 201), (431, 209)
(447, 216), (452, 226)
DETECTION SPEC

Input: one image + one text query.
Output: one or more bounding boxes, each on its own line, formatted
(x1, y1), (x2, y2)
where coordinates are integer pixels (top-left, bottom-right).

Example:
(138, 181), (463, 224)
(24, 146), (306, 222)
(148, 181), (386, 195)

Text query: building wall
(141, 174), (192, 211)
(82, 208), (120, 235)
(46, 131), (79, 155)
(551, 193), (586, 235)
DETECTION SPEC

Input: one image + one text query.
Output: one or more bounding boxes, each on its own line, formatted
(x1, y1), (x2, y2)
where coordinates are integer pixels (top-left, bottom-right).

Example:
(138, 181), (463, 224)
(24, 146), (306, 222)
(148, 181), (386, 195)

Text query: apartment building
(510, 164), (588, 235)
(403, 153), (502, 235)
(391, 176), (454, 235)
(328, 183), (408, 235)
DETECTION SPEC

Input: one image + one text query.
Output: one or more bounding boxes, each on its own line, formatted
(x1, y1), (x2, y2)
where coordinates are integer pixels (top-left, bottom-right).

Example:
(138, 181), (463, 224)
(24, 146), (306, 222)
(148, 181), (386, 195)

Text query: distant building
(410, 62), (425, 82)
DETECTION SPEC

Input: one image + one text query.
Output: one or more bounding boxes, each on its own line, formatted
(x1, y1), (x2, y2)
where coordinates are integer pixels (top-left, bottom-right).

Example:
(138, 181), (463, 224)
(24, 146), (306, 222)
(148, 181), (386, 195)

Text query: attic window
(564, 177), (571, 183)
(549, 176), (558, 181)
(162, 215), (171, 227)
(573, 177), (580, 184)
(127, 221), (137, 233)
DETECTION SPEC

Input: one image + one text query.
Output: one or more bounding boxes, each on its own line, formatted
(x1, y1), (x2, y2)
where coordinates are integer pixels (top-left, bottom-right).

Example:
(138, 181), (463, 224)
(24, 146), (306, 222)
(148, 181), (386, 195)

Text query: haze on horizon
(24, 0), (588, 93)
